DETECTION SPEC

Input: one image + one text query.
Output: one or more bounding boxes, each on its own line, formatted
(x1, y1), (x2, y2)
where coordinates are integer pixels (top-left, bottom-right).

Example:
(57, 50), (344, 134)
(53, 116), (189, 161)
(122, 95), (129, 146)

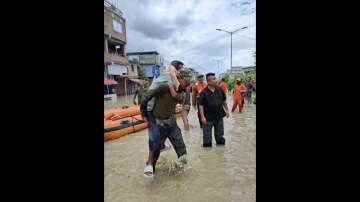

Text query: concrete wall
(128, 63), (138, 77)
(104, 52), (128, 65)
(104, 7), (126, 43)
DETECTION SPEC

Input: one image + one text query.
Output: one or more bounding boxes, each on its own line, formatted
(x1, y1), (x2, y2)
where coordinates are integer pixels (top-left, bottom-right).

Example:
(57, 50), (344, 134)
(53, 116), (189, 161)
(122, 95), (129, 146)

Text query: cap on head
(171, 60), (184, 70)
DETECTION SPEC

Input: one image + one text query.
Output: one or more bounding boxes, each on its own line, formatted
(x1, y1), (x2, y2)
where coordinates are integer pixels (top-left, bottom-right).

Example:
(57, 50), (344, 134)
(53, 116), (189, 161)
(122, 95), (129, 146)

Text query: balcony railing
(104, 0), (123, 16)
(104, 52), (128, 65)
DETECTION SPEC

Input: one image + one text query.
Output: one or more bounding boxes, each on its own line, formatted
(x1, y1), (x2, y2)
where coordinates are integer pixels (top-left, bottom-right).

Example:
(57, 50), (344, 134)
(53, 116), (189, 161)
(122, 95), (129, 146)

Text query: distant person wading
(192, 75), (207, 128)
(218, 78), (228, 96)
(245, 77), (254, 105)
(232, 80), (247, 113)
(133, 80), (149, 105)
(179, 78), (191, 130)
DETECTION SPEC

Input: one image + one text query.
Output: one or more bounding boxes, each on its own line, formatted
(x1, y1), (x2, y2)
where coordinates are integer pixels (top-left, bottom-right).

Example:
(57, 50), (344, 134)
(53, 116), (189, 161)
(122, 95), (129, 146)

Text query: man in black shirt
(199, 73), (229, 147)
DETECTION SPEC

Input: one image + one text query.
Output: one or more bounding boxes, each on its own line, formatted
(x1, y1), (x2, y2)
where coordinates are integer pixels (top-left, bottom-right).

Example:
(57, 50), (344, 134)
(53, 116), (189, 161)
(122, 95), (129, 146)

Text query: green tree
(137, 64), (146, 80)
(222, 73), (229, 82)
(228, 79), (235, 91)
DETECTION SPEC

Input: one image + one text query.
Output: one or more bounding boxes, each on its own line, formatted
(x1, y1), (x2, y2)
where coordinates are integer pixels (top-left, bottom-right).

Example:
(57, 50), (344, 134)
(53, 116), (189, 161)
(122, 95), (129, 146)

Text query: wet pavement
(105, 95), (256, 202)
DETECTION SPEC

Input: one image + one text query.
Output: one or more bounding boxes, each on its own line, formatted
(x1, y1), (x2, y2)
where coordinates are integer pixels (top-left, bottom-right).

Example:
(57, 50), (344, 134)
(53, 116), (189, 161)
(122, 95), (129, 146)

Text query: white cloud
(119, 0), (255, 75)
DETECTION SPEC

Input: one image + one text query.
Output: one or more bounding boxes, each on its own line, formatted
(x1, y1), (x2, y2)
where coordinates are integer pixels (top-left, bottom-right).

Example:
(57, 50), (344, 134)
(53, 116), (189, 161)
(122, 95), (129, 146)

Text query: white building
(226, 66), (255, 79)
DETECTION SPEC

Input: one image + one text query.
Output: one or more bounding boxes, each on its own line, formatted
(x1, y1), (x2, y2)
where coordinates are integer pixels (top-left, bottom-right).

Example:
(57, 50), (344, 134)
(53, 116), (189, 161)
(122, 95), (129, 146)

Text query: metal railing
(104, 0), (123, 16)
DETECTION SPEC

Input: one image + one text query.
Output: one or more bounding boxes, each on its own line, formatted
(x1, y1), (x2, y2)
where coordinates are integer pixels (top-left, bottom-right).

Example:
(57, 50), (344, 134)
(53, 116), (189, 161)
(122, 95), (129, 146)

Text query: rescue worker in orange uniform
(218, 78), (228, 96)
(192, 75), (207, 128)
(232, 80), (247, 113)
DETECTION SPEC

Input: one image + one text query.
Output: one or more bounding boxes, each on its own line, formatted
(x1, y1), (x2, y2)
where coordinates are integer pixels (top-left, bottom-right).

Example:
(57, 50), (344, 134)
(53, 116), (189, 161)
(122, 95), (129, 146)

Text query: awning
(104, 79), (118, 85)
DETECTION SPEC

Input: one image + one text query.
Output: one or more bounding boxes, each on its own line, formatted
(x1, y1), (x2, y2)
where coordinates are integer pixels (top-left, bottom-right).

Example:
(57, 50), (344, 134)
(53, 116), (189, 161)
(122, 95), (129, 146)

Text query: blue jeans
(147, 111), (161, 152)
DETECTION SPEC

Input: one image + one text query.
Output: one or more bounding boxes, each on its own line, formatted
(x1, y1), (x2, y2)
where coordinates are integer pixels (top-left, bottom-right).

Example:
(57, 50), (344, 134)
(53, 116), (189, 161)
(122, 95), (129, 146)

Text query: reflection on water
(105, 95), (256, 202)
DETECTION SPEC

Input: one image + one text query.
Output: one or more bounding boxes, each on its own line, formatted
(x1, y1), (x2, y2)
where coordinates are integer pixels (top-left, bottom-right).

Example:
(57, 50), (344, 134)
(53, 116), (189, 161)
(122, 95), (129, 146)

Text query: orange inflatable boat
(104, 105), (140, 121)
(104, 105), (147, 141)
(104, 114), (148, 141)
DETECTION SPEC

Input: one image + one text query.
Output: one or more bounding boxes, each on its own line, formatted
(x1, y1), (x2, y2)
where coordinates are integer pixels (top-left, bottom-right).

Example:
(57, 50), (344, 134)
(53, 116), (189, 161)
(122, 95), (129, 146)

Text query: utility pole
(216, 26), (248, 69)
(215, 59), (221, 76)
(230, 33), (232, 69)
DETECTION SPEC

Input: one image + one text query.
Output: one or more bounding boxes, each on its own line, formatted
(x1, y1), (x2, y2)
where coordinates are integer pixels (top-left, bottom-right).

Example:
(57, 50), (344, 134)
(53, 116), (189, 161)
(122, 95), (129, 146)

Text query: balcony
(104, 52), (128, 65)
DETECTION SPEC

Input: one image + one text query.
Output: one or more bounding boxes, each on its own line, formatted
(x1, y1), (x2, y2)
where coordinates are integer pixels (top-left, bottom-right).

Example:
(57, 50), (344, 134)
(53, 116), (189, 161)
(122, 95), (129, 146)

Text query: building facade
(127, 51), (164, 81)
(225, 66), (242, 79)
(179, 67), (199, 81)
(104, 0), (128, 77)
(104, 0), (137, 96)
(241, 66), (256, 74)
(225, 66), (256, 79)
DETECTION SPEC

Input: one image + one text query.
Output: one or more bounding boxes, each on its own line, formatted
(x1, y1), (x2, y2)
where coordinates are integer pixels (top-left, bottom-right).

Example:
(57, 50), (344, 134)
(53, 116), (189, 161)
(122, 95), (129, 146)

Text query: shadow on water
(105, 96), (256, 202)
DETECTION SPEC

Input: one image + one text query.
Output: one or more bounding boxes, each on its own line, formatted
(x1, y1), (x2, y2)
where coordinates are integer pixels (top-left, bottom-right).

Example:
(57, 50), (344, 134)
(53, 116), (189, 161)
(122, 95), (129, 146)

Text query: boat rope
(128, 113), (147, 132)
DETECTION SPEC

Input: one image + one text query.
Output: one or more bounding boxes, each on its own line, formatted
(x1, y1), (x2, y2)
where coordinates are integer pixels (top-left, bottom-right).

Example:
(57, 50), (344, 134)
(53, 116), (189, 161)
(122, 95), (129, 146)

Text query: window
(107, 40), (124, 56)
(112, 19), (122, 33)
(131, 65), (134, 71)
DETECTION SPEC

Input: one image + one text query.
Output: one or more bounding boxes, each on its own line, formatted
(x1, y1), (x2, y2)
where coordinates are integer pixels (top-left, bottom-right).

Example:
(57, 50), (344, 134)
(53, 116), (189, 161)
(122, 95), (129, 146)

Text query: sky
(115, 0), (255, 75)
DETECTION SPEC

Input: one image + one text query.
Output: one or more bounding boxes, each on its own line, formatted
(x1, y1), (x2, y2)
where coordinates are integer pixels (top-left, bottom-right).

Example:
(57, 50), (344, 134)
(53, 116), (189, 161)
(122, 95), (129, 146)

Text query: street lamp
(216, 26), (248, 69)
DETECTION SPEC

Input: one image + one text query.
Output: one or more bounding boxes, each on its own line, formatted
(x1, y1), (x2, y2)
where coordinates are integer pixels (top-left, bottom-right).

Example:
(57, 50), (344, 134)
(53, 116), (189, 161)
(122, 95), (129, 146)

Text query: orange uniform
(218, 81), (228, 95)
(192, 81), (207, 106)
(233, 84), (240, 100)
(238, 84), (247, 99)
(232, 83), (247, 113)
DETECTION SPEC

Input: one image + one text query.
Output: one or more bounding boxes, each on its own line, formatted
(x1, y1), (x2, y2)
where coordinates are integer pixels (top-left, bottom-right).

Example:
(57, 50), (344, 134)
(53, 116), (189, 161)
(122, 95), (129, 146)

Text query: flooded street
(105, 95), (256, 202)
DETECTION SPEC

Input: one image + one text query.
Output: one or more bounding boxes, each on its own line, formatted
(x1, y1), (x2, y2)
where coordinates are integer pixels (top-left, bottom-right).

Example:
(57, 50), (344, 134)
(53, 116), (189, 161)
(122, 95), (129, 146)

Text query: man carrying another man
(140, 76), (189, 177)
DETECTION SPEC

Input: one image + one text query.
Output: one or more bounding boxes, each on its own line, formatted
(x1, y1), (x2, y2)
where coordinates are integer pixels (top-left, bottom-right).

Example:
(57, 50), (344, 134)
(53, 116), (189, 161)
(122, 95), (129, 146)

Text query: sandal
(143, 164), (154, 177)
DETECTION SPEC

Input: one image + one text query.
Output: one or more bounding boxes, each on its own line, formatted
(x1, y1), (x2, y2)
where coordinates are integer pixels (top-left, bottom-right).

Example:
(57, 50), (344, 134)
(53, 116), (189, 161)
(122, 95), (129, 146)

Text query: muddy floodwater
(105, 95), (256, 202)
